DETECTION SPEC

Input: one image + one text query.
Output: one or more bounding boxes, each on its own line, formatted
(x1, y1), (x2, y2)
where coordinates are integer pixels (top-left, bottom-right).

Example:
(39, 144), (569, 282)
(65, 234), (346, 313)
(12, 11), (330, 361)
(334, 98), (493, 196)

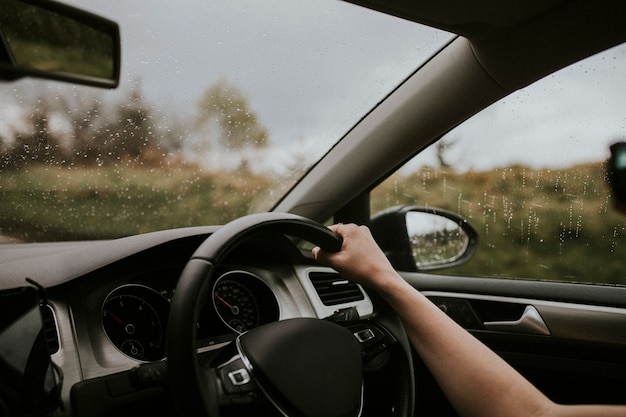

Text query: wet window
(0, 0), (451, 242)
(373, 43), (626, 285)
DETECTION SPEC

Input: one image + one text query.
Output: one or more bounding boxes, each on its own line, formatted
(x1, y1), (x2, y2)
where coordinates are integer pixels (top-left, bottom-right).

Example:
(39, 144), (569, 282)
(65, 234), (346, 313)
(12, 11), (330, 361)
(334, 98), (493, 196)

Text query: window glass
(0, 0), (452, 242)
(373, 43), (626, 285)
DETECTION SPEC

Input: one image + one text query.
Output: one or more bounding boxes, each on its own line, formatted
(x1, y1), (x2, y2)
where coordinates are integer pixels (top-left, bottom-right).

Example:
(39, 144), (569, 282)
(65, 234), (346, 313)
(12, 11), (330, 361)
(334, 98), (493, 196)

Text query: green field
(1, 162), (624, 285)
(0, 165), (273, 241)
(373, 163), (626, 284)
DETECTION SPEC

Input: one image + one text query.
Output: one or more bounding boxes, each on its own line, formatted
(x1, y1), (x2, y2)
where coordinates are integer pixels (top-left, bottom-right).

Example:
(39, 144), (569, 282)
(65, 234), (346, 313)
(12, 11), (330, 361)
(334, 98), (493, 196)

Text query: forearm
(376, 273), (550, 417)
(551, 404), (626, 417)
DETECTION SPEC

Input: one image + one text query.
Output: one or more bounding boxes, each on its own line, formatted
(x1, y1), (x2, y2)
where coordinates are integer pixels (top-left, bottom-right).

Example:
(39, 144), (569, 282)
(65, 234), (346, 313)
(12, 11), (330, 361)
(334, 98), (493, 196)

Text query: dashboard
(0, 227), (374, 411)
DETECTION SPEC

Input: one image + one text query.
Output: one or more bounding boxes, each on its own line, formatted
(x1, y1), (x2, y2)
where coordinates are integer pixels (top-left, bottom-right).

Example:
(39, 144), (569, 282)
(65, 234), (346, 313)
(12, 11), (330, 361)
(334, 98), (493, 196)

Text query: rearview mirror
(0, 0), (120, 88)
(370, 206), (478, 271)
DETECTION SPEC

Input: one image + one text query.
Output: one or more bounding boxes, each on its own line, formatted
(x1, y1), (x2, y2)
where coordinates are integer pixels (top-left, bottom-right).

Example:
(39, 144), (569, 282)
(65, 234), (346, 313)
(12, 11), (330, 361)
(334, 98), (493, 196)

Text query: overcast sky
(436, 46), (626, 171)
(56, 0), (451, 168)
(2, 0), (625, 174)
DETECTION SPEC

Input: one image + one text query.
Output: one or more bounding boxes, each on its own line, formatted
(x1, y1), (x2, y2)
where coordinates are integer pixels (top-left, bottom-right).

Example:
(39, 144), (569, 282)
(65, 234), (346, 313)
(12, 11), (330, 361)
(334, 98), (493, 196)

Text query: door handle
(483, 305), (550, 335)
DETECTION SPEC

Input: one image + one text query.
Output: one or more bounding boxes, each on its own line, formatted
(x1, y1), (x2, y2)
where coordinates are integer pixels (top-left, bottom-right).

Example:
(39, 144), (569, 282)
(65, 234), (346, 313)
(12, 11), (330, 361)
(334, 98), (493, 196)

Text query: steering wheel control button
(354, 328), (375, 343)
(219, 356), (257, 395)
(346, 322), (396, 363)
(349, 323), (385, 346)
(228, 368), (251, 386)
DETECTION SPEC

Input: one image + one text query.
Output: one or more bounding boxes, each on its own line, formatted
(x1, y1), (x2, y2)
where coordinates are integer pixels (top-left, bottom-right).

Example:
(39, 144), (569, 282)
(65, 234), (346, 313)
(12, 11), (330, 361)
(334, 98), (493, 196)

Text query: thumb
(312, 246), (331, 266)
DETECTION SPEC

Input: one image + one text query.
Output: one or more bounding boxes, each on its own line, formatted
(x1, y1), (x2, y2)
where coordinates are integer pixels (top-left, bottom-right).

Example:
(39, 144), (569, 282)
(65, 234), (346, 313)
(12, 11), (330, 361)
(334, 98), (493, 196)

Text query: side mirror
(369, 206), (478, 272)
(0, 0), (120, 88)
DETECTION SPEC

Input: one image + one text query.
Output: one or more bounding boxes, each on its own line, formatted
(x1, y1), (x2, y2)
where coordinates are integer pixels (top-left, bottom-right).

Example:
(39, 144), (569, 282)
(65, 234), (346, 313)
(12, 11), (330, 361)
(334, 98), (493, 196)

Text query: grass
(373, 163), (626, 284)
(0, 164), (272, 241)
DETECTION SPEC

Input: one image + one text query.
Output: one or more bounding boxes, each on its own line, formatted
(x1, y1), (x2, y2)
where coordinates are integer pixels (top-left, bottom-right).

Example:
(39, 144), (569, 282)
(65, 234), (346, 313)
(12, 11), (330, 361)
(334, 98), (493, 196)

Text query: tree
(104, 90), (156, 163)
(0, 100), (64, 169)
(435, 139), (455, 169)
(196, 80), (268, 152)
(61, 95), (103, 165)
(0, 83), (179, 171)
(65, 85), (160, 167)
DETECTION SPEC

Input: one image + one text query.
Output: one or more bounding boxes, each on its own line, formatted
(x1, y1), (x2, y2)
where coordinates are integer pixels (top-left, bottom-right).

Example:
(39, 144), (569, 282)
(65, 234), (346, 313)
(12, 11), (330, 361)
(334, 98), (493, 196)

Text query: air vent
(42, 305), (60, 355)
(308, 272), (364, 306)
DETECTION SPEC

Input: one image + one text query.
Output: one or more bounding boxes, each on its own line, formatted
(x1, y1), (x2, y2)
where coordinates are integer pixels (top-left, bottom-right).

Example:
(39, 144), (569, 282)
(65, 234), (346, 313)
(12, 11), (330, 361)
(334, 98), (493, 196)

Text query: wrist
(374, 270), (410, 298)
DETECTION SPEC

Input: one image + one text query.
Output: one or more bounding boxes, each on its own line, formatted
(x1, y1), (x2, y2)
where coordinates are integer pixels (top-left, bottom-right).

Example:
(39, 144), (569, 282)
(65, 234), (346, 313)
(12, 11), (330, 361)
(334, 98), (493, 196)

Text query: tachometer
(102, 285), (169, 361)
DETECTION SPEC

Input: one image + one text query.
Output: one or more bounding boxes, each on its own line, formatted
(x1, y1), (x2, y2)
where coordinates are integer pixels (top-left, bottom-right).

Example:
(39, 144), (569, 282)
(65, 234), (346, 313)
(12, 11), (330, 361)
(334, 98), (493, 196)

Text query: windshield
(0, 0), (452, 242)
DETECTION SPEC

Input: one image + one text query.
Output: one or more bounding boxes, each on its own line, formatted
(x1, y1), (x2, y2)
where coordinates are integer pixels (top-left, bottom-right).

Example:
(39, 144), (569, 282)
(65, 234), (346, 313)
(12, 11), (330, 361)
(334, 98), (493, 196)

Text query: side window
(372, 43), (626, 285)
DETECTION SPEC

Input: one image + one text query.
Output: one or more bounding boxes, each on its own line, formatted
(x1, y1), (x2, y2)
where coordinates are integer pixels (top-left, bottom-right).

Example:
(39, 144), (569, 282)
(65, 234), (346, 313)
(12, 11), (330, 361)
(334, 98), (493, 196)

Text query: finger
(312, 246), (329, 262)
(329, 223), (353, 237)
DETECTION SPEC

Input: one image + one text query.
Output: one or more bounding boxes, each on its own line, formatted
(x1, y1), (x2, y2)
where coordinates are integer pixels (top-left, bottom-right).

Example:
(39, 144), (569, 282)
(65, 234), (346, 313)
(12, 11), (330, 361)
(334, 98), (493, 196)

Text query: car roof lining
(470, 0), (626, 90)
(344, 0), (566, 36)
(347, 0), (626, 90)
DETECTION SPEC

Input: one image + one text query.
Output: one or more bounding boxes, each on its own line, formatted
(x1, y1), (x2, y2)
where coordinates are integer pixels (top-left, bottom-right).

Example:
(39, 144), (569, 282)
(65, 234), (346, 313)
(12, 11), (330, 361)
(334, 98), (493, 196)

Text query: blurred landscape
(0, 164), (272, 240)
(1, 83), (624, 285)
(374, 163), (626, 284)
(1, 160), (624, 285)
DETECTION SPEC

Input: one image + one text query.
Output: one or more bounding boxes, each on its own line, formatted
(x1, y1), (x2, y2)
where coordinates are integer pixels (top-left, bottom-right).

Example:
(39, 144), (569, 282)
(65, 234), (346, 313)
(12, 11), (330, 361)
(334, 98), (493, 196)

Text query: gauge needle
(214, 293), (232, 308)
(214, 293), (239, 315)
(104, 308), (127, 327)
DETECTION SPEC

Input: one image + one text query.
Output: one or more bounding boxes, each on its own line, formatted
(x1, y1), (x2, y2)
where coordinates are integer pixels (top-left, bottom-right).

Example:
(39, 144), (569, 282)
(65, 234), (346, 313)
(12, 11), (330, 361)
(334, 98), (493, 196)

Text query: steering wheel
(167, 212), (414, 417)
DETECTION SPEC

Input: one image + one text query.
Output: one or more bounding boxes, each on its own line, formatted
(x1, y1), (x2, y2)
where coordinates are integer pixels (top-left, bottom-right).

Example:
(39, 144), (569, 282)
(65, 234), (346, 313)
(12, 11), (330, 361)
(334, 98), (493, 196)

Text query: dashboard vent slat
(42, 305), (60, 355)
(309, 272), (364, 306)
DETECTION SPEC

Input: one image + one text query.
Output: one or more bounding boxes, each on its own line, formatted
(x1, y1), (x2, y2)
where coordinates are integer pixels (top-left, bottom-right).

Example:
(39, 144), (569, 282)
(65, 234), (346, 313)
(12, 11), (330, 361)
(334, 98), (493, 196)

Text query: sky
(54, 0), (452, 172)
(1, 0), (626, 174)
(412, 43), (626, 172)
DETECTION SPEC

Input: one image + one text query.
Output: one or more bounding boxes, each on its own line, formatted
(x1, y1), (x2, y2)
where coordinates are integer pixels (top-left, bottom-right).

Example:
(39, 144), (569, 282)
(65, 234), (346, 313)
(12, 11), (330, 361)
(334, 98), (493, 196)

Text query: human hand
(312, 223), (398, 290)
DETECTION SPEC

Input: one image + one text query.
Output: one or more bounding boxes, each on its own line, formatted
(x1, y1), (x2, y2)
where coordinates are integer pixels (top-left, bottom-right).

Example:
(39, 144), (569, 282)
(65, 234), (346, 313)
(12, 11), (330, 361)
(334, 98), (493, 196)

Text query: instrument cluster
(101, 269), (279, 361)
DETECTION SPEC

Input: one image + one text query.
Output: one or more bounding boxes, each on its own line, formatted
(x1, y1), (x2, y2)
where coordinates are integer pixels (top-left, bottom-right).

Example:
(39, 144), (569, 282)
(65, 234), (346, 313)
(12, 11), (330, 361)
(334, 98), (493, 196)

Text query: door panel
(402, 273), (626, 415)
(424, 291), (626, 345)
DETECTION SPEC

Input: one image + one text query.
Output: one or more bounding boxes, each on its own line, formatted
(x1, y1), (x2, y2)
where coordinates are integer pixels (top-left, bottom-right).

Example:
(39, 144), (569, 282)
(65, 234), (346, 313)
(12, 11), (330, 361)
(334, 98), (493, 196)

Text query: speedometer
(213, 278), (260, 332)
(212, 270), (278, 334)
